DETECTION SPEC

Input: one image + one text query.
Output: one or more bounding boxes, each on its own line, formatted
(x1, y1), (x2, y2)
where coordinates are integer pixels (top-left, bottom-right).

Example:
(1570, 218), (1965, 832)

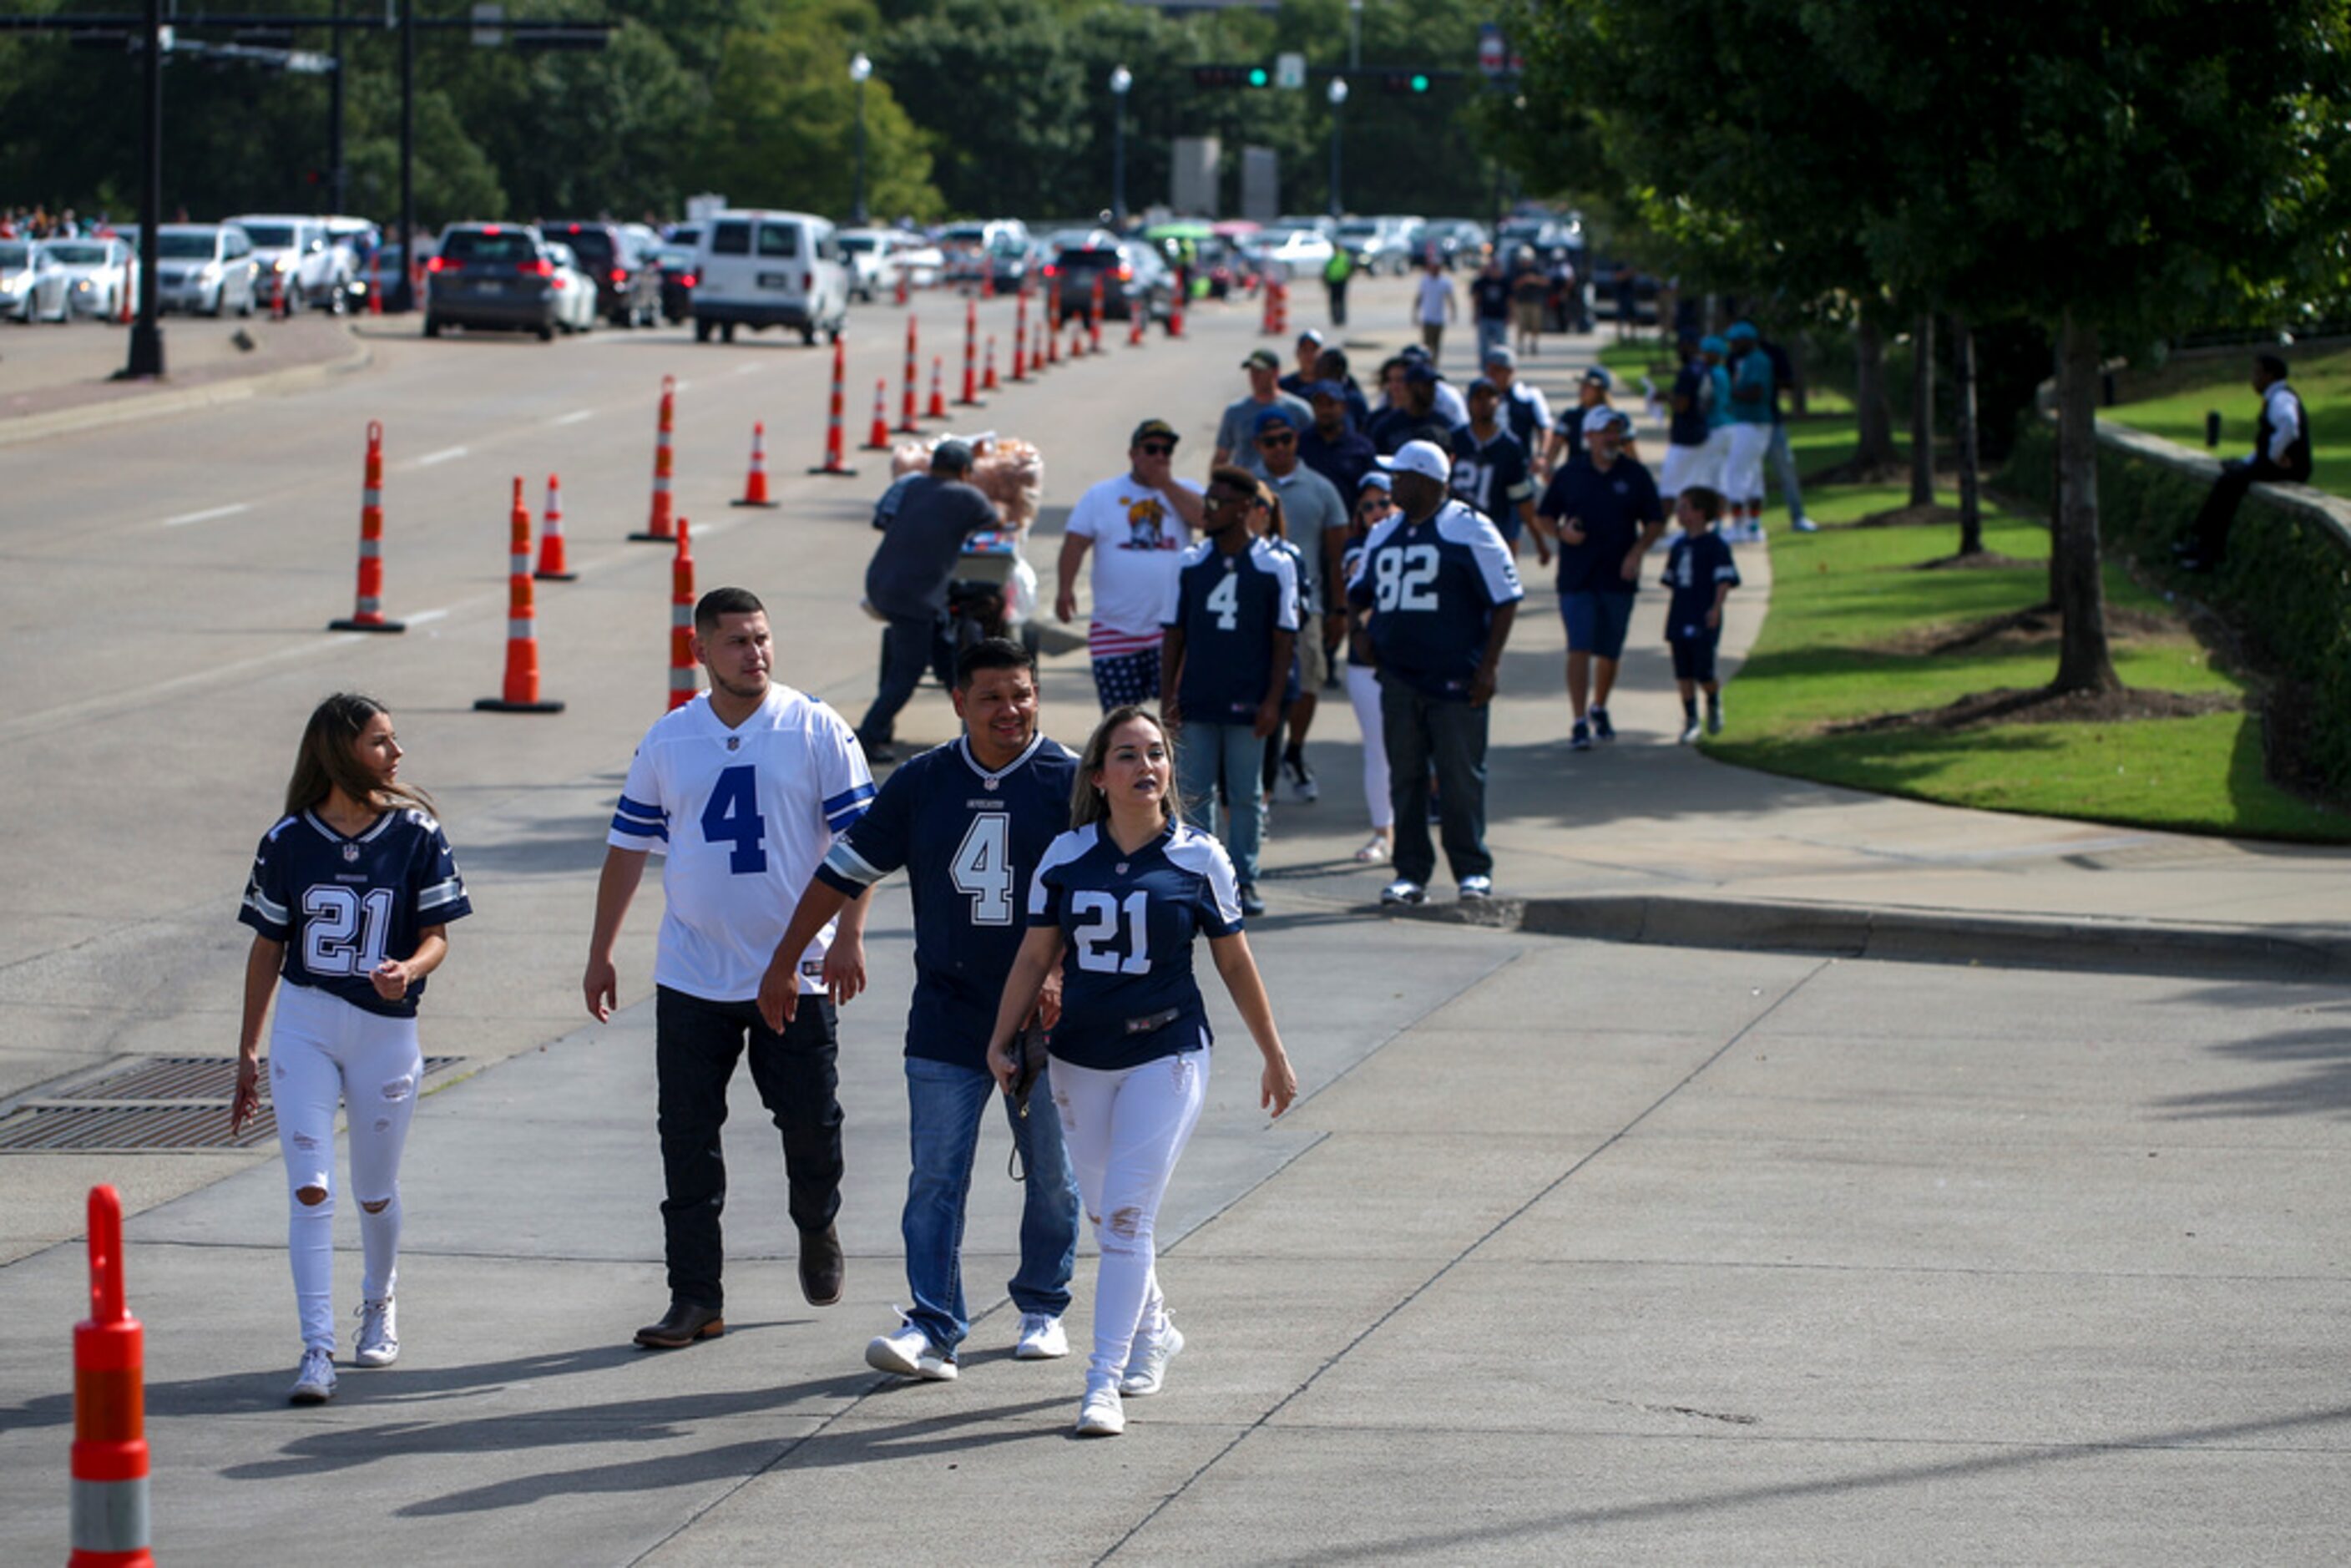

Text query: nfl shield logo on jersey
(726, 736), (741, 751)
(341, 843), (360, 863)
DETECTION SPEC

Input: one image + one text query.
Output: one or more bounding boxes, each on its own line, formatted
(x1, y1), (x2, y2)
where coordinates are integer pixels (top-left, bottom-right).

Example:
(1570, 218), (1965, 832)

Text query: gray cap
(931, 438), (975, 472)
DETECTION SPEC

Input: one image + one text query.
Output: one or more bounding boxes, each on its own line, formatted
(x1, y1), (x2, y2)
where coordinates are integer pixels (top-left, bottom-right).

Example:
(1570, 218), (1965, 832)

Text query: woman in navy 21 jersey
(233, 694), (472, 1408)
(988, 706), (1297, 1439)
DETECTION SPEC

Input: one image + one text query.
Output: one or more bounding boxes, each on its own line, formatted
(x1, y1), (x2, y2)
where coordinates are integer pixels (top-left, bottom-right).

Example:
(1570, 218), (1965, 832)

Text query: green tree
(701, 14), (939, 220)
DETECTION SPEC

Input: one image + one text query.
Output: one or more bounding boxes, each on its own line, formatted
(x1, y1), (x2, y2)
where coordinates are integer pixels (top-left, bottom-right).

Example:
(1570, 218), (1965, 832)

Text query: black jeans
(655, 985), (843, 1311)
(858, 609), (942, 749)
(1326, 278), (1347, 326)
(1380, 676), (1493, 886)
(2186, 458), (2298, 564)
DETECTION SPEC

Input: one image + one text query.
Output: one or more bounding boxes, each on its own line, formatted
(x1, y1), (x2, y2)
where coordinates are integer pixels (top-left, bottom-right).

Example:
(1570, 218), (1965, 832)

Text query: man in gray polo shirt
(1252, 402), (1349, 797)
(857, 438), (1004, 762)
(1215, 348), (1315, 475)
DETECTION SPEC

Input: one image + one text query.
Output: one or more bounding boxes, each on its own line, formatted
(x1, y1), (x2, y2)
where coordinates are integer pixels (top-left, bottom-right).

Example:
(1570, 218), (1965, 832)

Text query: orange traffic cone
(731, 422), (781, 507)
(864, 377), (892, 451)
(668, 518), (699, 711)
(958, 296), (980, 406)
(983, 335), (999, 392)
(1129, 310), (1145, 348)
(534, 473), (575, 580)
(899, 316), (921, 434)
(810, 334), (858, 476)
(926, 356), (948, 419)
(70, 1186), (153, 1568)
(1012, 294), (1029, 382)
(630, 375), (679, 542)
(1170, 292), (1186, 337)
(476, 477), (565, 712)
(1089, 276), (1105, 354)
(330, 421), (404, 632)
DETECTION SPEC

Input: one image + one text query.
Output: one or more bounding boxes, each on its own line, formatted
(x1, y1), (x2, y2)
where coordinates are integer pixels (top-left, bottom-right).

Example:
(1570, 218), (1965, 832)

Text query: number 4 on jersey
(950, 813), (1014, 926)
(700, 765), (768, 874)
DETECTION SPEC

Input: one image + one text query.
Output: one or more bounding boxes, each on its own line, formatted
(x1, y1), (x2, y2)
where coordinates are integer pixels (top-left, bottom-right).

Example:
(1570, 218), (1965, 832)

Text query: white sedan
(43, 236), (136, 320)
(545, 242), (599, 334)
(1, 240), (70, 323)
(1249, 228), (1337, 279)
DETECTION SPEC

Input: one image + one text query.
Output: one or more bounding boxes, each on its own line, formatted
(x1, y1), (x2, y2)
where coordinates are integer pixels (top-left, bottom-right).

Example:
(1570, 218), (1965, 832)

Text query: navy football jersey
(1662, 529), (1741, 640)
(1344, 500), (1524, 700)
(240, 807), (473, 1019)
(1028, 821), (1243, 1071)
(1448, 425), (1534, 536)
(815, 734), (1076, 1065)
(1161, 536), (1299, 725)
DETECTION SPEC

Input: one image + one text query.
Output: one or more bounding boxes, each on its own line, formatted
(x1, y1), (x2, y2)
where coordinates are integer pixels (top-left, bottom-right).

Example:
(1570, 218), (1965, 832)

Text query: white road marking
(405, 608), (451, 626)
(0, 634), (366, 746)
(161, 503), (250, 529)
(553, 409), (595, 427)
(732, 363), (760, 377)
(417, 445), (469, 467)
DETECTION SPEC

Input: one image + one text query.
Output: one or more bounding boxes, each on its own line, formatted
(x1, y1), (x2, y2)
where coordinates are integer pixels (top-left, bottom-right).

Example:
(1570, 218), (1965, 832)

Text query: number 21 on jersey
(1069, 890), (1150, 974)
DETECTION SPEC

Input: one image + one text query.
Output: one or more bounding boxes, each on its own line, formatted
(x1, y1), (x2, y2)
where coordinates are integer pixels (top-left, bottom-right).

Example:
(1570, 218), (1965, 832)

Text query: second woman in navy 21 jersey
(987, 706), (1297, 1439)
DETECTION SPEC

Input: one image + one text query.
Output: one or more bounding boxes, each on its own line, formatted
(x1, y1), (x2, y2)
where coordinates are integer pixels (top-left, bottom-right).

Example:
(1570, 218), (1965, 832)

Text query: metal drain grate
(0, 1055), (463, 1153)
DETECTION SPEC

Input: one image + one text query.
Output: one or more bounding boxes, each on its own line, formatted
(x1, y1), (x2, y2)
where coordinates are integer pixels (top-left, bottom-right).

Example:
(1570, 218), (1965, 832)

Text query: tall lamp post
(849, 52), (872, 226)
(1327, 76), (1347, 220)
(1110, 64), (1133, 225)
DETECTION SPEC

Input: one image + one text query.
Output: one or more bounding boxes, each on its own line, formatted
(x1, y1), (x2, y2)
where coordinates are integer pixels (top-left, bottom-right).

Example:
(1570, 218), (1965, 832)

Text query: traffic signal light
(1192, 63), (1273, 89)
(1382, 71), (1435, 94)
(1249, 66), (1269, 87)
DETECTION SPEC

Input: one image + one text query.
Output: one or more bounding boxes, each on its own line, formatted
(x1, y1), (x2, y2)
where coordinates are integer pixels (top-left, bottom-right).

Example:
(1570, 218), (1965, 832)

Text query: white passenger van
(690, 209), (850, 345)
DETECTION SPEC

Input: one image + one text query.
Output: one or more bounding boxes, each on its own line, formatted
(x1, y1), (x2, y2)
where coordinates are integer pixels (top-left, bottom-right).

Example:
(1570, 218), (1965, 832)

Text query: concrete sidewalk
(0, 313), (371, 446)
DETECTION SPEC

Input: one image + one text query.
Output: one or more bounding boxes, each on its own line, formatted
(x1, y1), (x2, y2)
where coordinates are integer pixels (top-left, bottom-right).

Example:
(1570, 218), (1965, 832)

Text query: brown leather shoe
(634, 1300), (725, 1349)
(799, 1224), (844, 1307)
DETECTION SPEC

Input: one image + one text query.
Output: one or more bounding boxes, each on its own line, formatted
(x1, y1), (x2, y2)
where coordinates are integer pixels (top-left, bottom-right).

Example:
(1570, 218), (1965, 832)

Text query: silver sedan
(44, 237), (136, 320)
(1, 240), (70, 324)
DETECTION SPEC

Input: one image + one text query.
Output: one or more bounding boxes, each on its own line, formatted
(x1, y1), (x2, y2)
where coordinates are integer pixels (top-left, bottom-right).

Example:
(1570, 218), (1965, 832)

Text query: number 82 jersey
(240, 807), (473, 1019)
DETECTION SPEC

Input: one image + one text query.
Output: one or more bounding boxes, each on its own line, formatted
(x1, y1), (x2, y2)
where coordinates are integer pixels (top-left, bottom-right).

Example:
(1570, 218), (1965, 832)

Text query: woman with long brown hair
(986, 706), (1296, 1437)
(233, 694), (471, 1405)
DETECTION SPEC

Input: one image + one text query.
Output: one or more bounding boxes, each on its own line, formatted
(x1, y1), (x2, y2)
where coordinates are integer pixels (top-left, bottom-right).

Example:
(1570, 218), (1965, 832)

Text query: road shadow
(2154, 986), (2351, 1120)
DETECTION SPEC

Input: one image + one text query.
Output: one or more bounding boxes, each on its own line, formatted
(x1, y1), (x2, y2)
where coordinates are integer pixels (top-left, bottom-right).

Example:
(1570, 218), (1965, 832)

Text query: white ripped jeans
(1346, 663), (1393, 831)
(1052, 1049), (1208, 1388)
(269, 981), (422, 1352)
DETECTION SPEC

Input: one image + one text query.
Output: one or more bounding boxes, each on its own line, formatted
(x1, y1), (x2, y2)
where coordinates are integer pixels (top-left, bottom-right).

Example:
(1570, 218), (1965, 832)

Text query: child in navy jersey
(235, 694), (471, 1406)
(1660, 486), (1740, 741)
(986, 706), (1297, 1438)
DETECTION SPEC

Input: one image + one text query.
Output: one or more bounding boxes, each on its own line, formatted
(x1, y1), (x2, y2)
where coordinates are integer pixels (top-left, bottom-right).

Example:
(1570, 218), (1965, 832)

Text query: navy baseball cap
(1304, 379), (1347, 402)
(1467, 377), (1500, 398)
(1253, 404), (1303, 436)
(1402, 360), (1438, 385)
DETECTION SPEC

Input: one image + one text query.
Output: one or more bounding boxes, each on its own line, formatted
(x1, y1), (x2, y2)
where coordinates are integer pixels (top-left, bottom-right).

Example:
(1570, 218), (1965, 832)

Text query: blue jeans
(1380, 676), (1492, 887)
(1767, 422), (1807, 524)
(1475, 316), (1509, 367)
(902, 1055), (1079, 1355)
(1174, 720), (1265, 887)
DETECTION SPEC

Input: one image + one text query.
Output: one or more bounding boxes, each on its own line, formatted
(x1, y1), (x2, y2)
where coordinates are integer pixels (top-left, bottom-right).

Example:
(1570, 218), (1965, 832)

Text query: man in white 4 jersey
(584, 586), (877, 1349)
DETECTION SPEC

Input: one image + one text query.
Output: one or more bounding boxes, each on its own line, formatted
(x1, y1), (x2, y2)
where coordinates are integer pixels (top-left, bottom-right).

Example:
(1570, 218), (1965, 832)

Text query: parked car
(43, 236), (135, 319)
(1248, 226), (1336, 280)
(1420, 218), (1490, 271)
(423, 223), (559, 341)
(1047, 235), (1172, 323)
(987, 235), (1047, 296)
(690, 209), (850, 345)
(544, 241), (599, 334)
(321, 215), (382, 309)
(226, 215), (351, 311)
(370, 239), (433, 311)
(150, 223), (258, 317)
(1, 240), (70, 323)
(544, 220), (660, 327)
(893, 235), (945, 289)
(938, 219), (1030, 286)
(836, 226), (897, 301)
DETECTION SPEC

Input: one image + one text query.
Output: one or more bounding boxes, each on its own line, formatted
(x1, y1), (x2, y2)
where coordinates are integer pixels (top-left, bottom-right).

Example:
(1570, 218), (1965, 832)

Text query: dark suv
(546, 220), (660, 327)
(423, 224), (559, 340)
(1047, 237), (1171, 323)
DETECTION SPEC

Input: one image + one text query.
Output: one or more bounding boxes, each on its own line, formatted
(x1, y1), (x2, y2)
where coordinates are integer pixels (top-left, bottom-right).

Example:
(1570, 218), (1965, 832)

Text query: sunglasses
(1136, 443), (1176, 458)
(1206, 490), (1265, 511)
(1256, 431), (1297, 446)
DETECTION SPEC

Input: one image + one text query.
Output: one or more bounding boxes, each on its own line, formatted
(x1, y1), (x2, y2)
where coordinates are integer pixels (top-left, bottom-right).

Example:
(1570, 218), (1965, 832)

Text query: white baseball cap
(1581, 405), (1631, 435)
(1378, 440), (1451, 483)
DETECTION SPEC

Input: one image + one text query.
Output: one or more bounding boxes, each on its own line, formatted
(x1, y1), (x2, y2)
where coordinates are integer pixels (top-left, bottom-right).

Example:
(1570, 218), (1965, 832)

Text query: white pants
(270, 981), (422, 1352)
(1659, 440), (1717, 500)
(1052, 1050), (1208, 1387)
(1346, 663), (1393, 831)
(1723, 422), (1772, 502)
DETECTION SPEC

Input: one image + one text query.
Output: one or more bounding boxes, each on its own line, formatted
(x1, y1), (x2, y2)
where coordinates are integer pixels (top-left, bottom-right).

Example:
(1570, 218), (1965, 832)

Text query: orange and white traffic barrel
(330, 421), (405, 632)
(70, 1185), (152, 1568)
(476, 477), (565, 713)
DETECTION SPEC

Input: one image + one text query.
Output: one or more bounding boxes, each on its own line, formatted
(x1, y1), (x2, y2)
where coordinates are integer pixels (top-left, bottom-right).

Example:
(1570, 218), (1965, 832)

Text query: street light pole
(395, 0), (414, 312)
(1327, 76), (1347, 220)
(124, 0), (164, 378)
(1110, 65), (1132, 226)
(849, 53), (871, 226)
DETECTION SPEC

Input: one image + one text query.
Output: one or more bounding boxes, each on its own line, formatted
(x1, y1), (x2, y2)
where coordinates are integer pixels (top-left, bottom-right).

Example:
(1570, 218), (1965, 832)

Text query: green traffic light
(1411, 73), (1430, 92)
(1249, 67), (1268, 86)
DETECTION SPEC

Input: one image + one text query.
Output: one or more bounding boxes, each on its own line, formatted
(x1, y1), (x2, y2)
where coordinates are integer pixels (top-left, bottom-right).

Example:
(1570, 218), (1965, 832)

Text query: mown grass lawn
(1708, 483), (2351, 842)
(2107, 343), (2351, 497)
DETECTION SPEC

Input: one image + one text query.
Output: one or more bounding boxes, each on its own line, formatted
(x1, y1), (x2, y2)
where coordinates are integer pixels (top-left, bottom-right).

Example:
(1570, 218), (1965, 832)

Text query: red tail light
(427, 256), (455, 273)
(610, 268), (625, 284)
(1117, 264), (1133, 281)
(681, 273), (697, 288)
(518, 258), (553, 278)
(1043, 263), (1059, 277)
(483, 225), (502, 236)
(802, 271), (812, 291)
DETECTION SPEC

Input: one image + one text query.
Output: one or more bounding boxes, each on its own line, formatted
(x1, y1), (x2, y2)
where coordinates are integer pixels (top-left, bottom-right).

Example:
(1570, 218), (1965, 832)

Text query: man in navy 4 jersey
(760, 638), (1083, 1382)
(1347, 439), (1524, 907)
(1159, 468), (1300, 919)
(585, 587), (876, 1351)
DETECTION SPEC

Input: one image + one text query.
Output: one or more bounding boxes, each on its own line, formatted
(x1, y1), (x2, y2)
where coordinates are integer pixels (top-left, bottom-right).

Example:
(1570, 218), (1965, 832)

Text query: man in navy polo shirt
(1299, 379), (1379, 508)
(1347, 439), (1524, 906)
(1534, 407), (1665, 751)
(1160, 467), (1299, 918)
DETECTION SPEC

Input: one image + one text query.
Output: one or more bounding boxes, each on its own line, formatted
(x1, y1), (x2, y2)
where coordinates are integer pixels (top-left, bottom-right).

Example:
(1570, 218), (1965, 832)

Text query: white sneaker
(353, 1297), (398, 1368)
(1119, 1321), (1186, 1396)
(1014, 1313), (1069, 1360)
(1458, 875), (1494, 902)
(1679, 718), (1702, 744)
(288, 1346), (337, 1406)
(1792, 517), (1819, 534)
(1379, 878), (1426, 906)
(1075, 1381), (1125, 1436)
(866, 1314), (958, 1381)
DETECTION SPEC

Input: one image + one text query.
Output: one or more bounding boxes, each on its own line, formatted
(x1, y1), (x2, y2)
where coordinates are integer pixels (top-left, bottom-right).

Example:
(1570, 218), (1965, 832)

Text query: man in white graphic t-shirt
(1054, 417), (1206, 711)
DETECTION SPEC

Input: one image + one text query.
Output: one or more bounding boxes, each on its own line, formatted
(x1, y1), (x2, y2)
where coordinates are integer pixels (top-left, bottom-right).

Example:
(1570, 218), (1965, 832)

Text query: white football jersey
(609, 685), (874, 1001)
